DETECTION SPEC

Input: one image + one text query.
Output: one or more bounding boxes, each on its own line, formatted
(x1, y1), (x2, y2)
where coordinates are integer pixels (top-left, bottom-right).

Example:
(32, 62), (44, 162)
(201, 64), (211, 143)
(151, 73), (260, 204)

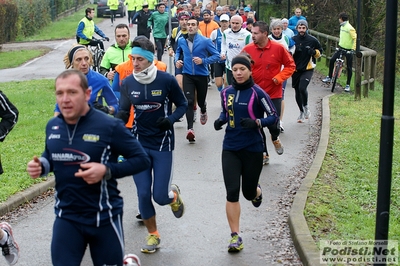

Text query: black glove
(240, 118), (258, 129)
(87, 38), (92, 42)
(147, 27), (152, 33)
(214, 119), (224, 131)
(105, 37), (110, 42)
(347, 49), (355, 55)
(92, 101), (109, 114)
(306, 46), (316, 56)
(156, 117), (171, 131)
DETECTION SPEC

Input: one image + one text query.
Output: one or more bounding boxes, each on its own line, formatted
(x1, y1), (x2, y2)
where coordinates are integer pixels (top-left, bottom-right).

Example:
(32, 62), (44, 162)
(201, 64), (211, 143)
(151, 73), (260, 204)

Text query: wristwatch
(104, 166), (112, 180)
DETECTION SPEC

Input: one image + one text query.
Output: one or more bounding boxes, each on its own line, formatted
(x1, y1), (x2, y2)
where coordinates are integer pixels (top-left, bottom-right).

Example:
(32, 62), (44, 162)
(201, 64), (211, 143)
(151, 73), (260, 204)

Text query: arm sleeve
(76, 22), (88, 40)
(165, 78), (188, 123)
(111, 72), (121, 93)
(115, 79), (131, 123)
(0, 92), (18, 142)
(106, 121), (150, 178)
(258, 89), (279, 127)
(203, 39), (220, 65)
(94, 25), (107, 38)
(101, 82), (119, 115)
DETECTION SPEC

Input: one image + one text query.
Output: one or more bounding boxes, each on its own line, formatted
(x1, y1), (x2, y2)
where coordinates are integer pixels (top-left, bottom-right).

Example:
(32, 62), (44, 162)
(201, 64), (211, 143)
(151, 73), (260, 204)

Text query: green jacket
(100, 41), (132, 75)
(147, 0), (158, 10)
(107, 0), (119, 10)
(339, 21), (357, 50)
(147, 11), (169, 38)
(78, 17), (94, 45)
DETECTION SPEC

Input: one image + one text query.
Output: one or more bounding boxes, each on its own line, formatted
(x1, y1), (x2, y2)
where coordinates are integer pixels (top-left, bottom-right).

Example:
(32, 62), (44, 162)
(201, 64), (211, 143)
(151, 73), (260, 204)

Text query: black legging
(182, 74), (208, 130)
(292, 69), (313, 112)
(154, 38), (166, 61)
(222, 149), (263, 202)
(127, 11), (135, 24)
(328, 49), (353, 85)
(110, 10), (117, 24)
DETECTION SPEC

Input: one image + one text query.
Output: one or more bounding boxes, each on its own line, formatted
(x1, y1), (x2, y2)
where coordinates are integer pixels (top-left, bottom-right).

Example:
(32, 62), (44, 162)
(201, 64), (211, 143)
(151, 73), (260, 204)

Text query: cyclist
(76, 8), (109, 51)
(322, 12), (357, 92)
(99, 24), (132, 83)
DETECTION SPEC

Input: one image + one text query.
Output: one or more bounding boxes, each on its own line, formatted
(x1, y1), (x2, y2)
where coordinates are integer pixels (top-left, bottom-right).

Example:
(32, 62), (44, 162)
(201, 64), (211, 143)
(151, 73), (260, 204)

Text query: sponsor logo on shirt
(151, 90), (162, 96)
(83, 134), (100, 142)
(48, 134), (60, 140)
(52, 148), (90, 164)
(135, 102), (161, 111)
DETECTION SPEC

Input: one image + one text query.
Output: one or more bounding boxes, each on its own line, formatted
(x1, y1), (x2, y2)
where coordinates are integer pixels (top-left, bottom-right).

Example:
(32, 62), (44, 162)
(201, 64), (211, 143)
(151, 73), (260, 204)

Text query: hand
(75, 163), (107, 185)
(105, 37), (110, 42)
(193, 57), (202, 65)
(27, 156), (42, 179)
(240, 118), (258, 129)
(214, 119), (224, 130)
(147, 27), (152, 33)
(156, 117), (171, 131)
(87, 38), (92, 42)
(175, 60), (183, 69)
(107, 69), (115, 80)
(347, 50), (355, 55)
(306, 46), (316, 56)
(93, 101), (110, 114)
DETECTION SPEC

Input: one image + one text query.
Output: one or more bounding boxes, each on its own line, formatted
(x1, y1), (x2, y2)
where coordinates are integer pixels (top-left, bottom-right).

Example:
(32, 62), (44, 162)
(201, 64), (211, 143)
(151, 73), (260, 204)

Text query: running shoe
(263, 152), (269, 166)
(322, 76), (331, 83)
(200, 112), (208, 125)
(136, 213), (143, 222)
(0, 222), (19, 265)
(252, 184), (263, 208)
(141, 234), (160, 254)
(123, 253), (141, 266)
(272, 138), (284, 155)
(228, 232), (243, 252)
(186, 129), (195, 143)
(297, 112), (305, 123)
(170, 184), (185, 218)
(344, 85), (351, 92)
(304, 106), (311, 120)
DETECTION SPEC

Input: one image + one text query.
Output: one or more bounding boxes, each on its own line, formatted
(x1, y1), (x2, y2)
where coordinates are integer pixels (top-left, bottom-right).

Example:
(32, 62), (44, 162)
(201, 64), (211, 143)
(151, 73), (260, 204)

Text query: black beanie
(231, 56), (252, 70)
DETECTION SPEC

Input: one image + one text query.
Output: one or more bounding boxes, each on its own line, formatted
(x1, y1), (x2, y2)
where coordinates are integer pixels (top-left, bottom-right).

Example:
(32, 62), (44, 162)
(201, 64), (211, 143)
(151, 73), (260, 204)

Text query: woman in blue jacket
(214, 54), (279, 253)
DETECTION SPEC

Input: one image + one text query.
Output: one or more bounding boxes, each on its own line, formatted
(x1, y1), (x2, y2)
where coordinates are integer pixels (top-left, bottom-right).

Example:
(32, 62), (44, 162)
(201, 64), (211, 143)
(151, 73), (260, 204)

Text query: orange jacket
(198, 21), (220, 38)
(115, 55), (168, 127)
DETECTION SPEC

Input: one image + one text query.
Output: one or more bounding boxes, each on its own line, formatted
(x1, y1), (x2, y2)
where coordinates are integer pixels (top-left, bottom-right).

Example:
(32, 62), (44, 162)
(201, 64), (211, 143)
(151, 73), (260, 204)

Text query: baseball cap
(203, 9), (211, 15)
(229, 5), (236, 11)
(216, 6), (223, 11)
(244, 7), (250, 12)
(220, 14), (230, 22)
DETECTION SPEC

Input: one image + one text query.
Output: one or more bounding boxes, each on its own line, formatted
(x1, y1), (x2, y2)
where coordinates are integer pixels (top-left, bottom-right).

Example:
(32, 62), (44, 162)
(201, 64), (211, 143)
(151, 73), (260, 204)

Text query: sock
(0, 229), (8, 245)
(149, 231), (160, 238)
(218, 86), (223, 91)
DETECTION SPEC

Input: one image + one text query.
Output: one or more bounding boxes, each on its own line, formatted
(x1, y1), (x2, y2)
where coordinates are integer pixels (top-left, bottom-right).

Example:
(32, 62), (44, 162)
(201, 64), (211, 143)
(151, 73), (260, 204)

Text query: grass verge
(0, 79), (55, 202)
(304, 80), (400, 246)
(0, 49), (51, 69)
(16, 4), (102, 42)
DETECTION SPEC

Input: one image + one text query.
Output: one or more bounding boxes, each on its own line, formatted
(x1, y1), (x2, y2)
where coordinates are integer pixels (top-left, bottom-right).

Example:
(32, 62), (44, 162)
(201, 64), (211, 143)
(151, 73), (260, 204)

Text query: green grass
(0, 79), (55, 202)
(304, 80), (400, 246)
(0, 49), (51, 69)
(15, 4), (103, 42)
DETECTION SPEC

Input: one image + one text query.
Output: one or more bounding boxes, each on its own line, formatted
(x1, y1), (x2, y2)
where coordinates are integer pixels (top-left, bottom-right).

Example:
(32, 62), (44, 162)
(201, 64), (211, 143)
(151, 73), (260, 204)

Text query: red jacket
(242, 41), (295, 99)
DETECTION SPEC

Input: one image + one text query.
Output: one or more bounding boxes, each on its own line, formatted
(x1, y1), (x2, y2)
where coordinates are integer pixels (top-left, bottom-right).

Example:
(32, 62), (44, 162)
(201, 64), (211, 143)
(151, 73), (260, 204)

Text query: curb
(288, 95), (332, 266)
(0, 176), (55, 217)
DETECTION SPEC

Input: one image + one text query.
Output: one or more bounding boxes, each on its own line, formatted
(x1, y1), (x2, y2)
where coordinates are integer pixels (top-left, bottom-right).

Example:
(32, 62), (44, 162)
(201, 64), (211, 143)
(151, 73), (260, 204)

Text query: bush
(0, 0), (18, 44)
(16, 0), (51, 38)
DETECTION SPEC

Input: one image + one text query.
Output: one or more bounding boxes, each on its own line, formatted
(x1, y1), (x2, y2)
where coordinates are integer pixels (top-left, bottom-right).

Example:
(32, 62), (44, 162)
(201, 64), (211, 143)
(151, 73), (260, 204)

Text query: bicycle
(88, 37), (106, 72)
(331, 48), (346, 92)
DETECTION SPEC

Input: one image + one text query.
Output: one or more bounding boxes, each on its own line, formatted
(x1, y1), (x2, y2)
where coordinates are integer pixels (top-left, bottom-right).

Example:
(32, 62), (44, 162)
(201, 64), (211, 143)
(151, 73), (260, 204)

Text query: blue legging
(51, 215), (124, 266)
(133, 148), (174, 219)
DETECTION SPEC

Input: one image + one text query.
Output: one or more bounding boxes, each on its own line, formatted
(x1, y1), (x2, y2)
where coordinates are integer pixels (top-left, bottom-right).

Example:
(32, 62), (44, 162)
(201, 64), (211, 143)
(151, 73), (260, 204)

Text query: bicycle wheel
(331, 65), (340, 92)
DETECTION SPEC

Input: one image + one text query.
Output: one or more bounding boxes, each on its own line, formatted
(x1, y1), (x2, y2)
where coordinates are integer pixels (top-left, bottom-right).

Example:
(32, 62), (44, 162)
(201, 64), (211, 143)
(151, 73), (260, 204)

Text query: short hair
(339, 12), (349, 21)
(131, 36), (155, 54)
(56, 69), (89, 92)
(253, 21), (269, 34)
(188, 16), (199, 25)
(270, 19), (283, 30)
(85, 8), (94, 16)
(115, 24), (130, 34)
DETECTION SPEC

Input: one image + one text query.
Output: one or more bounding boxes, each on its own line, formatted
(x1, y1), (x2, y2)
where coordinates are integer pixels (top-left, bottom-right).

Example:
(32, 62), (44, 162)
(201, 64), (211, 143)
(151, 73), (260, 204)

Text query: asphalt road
(1, 16), (330, 265)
